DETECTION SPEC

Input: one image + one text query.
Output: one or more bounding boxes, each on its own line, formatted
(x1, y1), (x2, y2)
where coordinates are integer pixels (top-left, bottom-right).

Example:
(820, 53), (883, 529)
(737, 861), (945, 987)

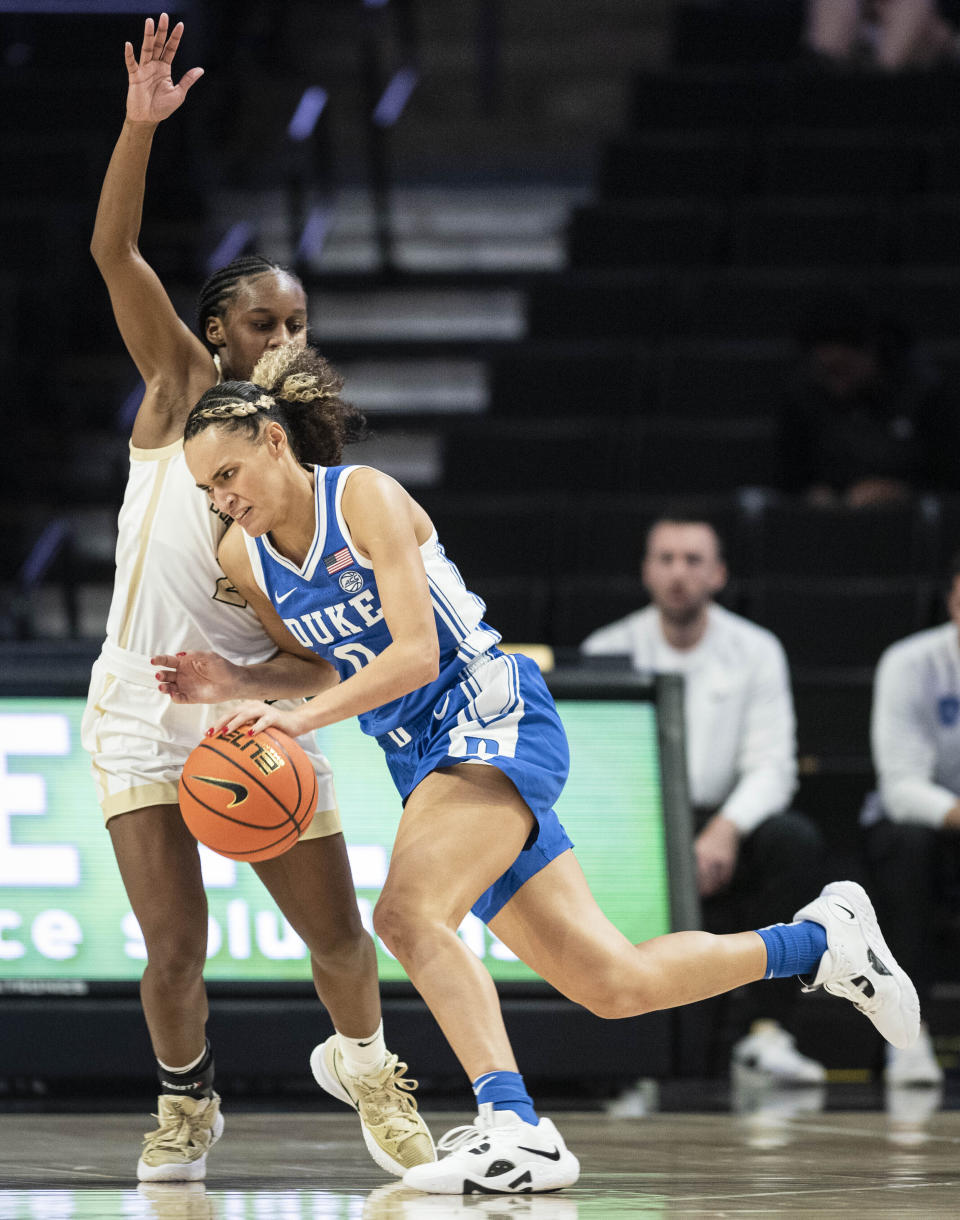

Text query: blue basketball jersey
(243, 465), (501, 738)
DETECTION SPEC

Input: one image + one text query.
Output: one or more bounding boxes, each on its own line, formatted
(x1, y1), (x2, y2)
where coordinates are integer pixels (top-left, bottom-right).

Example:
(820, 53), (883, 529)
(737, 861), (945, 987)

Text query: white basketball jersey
(103, 438), (277, 665)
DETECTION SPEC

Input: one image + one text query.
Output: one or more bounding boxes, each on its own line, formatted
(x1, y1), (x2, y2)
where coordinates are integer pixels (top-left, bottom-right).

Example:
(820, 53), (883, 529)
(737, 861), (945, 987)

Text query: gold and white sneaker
(311, 1035), (436, 1176)
(136, 1093), (224, 1182)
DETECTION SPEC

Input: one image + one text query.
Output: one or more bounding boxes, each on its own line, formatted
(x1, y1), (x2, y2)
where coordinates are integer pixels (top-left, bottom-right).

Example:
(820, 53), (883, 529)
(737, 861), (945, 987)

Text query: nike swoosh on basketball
(192, 775), (249, 807)
(275, 587), (297, 603)
(516, 1144), (562, 1161)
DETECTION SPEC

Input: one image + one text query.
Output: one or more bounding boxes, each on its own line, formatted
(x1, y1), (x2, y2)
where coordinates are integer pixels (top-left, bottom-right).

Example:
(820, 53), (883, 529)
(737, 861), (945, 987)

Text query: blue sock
(472, 1070), (539, 1126)
(756, 920), (828, 979)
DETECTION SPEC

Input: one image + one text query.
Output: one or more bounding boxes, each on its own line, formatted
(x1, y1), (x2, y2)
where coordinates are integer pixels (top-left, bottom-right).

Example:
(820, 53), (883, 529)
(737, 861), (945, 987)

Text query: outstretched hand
(152, 650), (243, 705)
(208, 701), (314, 741)
(124, 12), (203, 124)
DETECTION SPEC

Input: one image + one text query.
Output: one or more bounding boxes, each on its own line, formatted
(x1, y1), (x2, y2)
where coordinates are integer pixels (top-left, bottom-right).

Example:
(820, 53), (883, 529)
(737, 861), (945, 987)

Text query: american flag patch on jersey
(323, 546), (353, 574)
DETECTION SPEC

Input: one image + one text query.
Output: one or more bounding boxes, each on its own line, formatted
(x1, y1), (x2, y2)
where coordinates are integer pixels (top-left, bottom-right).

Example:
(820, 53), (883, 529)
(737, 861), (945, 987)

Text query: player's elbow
(406, 637), (440, 686)
(89, 234), (137, 274)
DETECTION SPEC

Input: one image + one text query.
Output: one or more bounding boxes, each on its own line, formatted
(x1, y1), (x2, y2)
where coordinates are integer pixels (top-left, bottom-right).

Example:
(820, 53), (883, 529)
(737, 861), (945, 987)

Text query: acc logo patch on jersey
(213, 576), (248, 608)
(938, 695), (960, 727)
(338, 570), (364, 594)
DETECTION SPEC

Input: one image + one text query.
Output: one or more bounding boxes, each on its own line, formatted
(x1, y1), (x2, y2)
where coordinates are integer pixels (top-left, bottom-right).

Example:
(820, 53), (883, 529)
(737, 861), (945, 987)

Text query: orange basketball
(179, 727), (317, 862)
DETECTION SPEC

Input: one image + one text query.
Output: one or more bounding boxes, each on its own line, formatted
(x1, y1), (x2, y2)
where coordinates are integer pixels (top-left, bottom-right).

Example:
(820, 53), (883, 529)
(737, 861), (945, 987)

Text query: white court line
(788, 1118), (960, 1145)
(578, 1178), (960, 1205)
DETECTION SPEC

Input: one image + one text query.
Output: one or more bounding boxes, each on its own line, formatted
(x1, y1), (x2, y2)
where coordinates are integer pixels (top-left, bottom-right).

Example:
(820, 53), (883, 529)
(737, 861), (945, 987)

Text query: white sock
(337, 1021), (387, 1076)
(157, 1045), (207, 1074)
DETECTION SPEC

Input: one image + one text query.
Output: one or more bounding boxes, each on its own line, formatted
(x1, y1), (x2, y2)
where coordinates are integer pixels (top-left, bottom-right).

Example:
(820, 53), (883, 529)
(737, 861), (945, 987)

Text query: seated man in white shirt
(862, 558), (960, 1088)
(581, 516), (827, 1083)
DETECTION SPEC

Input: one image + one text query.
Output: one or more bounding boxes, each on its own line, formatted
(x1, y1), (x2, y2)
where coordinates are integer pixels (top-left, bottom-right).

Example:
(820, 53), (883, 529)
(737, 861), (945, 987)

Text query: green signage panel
(0, 697), (670, 982)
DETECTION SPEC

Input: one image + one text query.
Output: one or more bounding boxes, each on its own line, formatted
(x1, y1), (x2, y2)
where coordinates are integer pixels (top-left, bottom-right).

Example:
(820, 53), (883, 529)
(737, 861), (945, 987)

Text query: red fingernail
(155, 673), (162, 680)
(247, 729), (254, 736)
(206, 728), (214, 736)
(176, 652), (186, 657)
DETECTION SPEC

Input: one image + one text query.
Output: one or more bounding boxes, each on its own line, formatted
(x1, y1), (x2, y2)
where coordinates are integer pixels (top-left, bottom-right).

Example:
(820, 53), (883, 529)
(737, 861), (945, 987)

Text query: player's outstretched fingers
(138, 16), (155, 65)
(160, 19), (184, 63)
(176, 66), (204, 96)
(152, 13), (169, 59)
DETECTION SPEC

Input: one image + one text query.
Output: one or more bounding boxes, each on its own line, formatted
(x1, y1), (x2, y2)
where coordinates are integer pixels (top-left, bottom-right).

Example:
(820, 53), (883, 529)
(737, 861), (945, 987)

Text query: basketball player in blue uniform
(156, 343), (920, 1195)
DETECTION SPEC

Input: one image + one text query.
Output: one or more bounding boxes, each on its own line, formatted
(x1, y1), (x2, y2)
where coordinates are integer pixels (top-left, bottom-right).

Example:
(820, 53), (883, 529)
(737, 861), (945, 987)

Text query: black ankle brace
(158, 1040), (215, 1099)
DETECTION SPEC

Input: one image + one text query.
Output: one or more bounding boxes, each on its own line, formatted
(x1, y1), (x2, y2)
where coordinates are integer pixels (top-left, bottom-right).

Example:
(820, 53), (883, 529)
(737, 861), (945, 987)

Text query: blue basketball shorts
(377, 649), (574, 922)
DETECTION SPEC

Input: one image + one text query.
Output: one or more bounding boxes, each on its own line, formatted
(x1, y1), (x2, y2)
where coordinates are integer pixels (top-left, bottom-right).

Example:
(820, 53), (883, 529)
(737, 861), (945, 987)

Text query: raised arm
(91, 13), (211, 447)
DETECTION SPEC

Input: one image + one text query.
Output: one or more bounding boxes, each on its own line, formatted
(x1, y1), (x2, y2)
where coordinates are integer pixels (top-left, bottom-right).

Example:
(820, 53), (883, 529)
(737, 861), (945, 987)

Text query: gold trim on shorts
(102, 782), (181, 823)
(298, 805), (342, 840)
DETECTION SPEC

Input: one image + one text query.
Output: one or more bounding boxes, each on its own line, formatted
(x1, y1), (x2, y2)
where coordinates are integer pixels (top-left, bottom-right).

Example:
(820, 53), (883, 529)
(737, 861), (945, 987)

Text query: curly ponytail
(184, 344), (368, 467)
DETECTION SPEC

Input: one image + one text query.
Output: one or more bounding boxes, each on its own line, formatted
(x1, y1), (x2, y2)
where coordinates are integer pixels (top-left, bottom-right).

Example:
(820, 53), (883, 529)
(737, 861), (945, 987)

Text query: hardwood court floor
(1, 1103), (959, 1217)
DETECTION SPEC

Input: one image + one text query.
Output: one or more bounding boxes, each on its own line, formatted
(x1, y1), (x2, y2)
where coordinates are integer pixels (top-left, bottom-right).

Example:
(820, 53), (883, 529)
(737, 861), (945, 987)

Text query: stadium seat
(749, 577), (927, 668)
(729, 200), (891, 268)
(657, 339), (792, 417)
(440, 418), (620, 494)
(899, 197), (960, 267)
(476, 576), (551, 644)
(756, 502), (921, 577)
(761, 135), (923, 197)
(486, 340), (655, 417)
(792, 672), (873, 759)
(921, 134), (960, 193)
(525, 270), (674, 340)
(794, 762), (874, 862)
(630, 69), (789, 130)
(680, 269), (960, 341)
(790, 69), (950, 131)
(568, 202), (727, 268)
(680, 270), (841, 340)
(550, 575), (647, 648)
(599, 133), (755, 200)
(619, 419), (777, 494)
(416, 493), (566, 580)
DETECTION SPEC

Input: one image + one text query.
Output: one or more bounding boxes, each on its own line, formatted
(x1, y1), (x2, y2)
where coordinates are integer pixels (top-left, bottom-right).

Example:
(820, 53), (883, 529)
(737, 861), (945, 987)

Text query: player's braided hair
(184, 344), (368, 467)
(195, 255), (301, 354)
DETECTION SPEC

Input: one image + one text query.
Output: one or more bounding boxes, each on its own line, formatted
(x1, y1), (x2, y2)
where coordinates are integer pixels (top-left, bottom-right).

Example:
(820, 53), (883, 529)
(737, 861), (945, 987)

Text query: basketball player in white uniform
(80, 13), (433, 1183)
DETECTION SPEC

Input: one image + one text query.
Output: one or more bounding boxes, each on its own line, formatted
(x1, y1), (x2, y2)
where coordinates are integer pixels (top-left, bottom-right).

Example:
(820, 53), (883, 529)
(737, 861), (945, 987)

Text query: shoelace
(436, 1119), (492, 1155)
(355, 1058), (425, 1143)
(144, 1102), (211, 1154)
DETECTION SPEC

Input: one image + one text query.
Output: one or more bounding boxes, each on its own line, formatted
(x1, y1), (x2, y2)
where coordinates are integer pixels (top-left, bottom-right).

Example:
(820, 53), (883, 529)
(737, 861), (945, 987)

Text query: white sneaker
(730, 1019), (827, 1084)
(792, 881), (920, 1050)
(311, 1035), (435, 1176)
(402, 1104), (580, 1195)
(884, 1023), (943, 1086)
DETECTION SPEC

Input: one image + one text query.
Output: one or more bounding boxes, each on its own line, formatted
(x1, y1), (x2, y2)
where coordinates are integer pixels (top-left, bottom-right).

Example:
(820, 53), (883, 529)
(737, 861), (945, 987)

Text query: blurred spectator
(777, 292), (959, 507)
(860, 554), (960, 1086)
(582, 517), (828, 1082)
(805, 0), (958, 70)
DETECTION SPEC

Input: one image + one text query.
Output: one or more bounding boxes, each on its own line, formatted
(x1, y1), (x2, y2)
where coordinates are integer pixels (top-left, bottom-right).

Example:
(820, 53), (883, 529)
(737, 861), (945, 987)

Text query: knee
(306, 920), (369, 971)
(568, 963), (653, 1021)
(143, 928), (206, 985)
(372, 892), (423, 961)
